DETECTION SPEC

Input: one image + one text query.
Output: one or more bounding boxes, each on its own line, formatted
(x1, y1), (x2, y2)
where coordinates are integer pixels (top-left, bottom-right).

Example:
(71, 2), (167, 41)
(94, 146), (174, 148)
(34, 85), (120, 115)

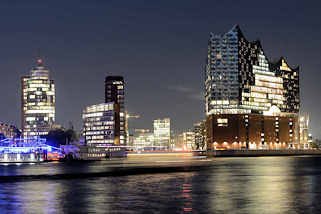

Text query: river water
(1, 156), (321, 213)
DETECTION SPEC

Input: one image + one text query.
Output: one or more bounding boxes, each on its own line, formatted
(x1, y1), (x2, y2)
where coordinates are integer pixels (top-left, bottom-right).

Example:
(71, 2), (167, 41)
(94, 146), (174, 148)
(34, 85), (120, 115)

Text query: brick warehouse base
(206, 114), (298, 150)
(207, 149), (321, 157)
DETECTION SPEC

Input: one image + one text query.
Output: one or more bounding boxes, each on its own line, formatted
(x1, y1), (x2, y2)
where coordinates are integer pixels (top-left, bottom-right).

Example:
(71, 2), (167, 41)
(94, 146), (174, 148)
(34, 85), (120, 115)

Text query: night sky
(0, 1), (320, 138)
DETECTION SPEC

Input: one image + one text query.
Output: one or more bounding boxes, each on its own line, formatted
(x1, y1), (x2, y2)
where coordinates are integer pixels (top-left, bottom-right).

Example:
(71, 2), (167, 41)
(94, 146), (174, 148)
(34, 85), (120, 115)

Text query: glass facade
(204, 26), (301, 150)
(21, 59), (55, 137)
(205, 25), (299, 117)
(83, 103), (126, 159)
(270, 58), (300, 113)
(205, 26), (240, 115)
(153, 118), (170, 149)
(82, 103), (116, 147)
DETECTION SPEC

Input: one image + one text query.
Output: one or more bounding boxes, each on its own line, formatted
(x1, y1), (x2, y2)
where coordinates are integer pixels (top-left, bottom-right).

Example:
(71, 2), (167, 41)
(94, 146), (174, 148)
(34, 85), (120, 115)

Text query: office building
(153, 118), (170, 149)
(21, 59), (55, 137)
(105, 76), (126, 145)
(205, 25), (300, 150)
(82, 102), (123, 158)
(133, 129), (154, 151)
(83, 102), (120, 146)
(182, 131), (195, 151)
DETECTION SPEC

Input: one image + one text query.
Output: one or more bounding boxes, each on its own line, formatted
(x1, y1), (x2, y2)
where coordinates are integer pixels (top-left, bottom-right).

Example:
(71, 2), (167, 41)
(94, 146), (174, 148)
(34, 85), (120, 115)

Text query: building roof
(105, 76), (124, 82)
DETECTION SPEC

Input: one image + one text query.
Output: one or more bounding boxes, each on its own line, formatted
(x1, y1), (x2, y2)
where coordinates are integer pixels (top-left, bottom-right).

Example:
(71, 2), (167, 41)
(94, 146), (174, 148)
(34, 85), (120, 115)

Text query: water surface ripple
(0, 156), (321, 213)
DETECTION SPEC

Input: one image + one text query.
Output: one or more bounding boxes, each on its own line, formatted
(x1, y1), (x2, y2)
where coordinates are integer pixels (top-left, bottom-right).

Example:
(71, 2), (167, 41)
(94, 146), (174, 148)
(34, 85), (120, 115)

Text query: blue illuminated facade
(0, 137), (60, 162)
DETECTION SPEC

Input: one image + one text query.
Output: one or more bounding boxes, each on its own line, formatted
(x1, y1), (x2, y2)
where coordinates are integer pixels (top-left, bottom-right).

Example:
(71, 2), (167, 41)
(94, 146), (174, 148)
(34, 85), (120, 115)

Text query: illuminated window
(217, 118), (228, 127)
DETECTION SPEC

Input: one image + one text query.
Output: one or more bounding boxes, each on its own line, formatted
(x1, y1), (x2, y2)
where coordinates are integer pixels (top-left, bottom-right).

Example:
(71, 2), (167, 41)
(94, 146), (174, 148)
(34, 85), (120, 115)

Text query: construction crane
(126, 113), (140, 119)
(134, 129), (150, 133)
(125, 111), (140, 145)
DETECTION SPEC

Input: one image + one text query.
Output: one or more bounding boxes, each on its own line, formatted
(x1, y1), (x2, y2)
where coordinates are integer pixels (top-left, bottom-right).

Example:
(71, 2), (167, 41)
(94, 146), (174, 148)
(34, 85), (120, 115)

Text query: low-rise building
(193, 121), (206, 150)
(182, 131), (195, 151)
(82, 102), (124, 159)
(153, 118), (170, 150)
(133, 130), (154, 151)
(299, 114), (310, 149)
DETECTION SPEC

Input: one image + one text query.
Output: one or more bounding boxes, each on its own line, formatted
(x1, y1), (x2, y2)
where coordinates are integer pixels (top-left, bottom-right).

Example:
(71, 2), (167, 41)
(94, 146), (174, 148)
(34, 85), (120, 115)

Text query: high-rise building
(21, 59), (55, 137)
(205, 25), (300, 150)
(153, 118), (170, 149)
(105, 76), (126, 145)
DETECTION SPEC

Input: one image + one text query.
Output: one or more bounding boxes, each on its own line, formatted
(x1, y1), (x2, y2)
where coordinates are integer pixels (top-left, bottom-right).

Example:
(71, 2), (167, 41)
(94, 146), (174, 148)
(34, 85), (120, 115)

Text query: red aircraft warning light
(37, 58), (43, 64)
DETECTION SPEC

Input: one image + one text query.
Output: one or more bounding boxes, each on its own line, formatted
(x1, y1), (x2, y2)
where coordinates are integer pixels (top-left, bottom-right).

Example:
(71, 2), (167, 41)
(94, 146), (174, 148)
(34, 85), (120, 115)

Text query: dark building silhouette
(105, 76), (126, 145)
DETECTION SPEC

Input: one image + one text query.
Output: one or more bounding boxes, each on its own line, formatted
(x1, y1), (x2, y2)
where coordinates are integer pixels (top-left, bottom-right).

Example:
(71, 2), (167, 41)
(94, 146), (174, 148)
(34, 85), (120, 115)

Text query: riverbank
(208, 149), (321, 157)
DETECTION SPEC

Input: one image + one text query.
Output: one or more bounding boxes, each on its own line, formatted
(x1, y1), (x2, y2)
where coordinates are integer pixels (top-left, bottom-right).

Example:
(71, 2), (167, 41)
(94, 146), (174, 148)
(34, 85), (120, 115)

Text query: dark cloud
(168, 85), (203, 101)
(168, 85), (195, 93)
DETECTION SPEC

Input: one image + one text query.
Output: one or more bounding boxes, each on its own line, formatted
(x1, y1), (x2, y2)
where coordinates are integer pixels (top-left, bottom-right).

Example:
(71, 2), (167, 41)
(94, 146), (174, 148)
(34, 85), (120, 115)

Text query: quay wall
(208, 149), (321, 157)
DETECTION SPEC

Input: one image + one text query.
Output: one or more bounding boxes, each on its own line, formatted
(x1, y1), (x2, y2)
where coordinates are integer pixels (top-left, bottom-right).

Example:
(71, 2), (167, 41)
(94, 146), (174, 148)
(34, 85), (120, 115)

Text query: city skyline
(0, 1), (320, 138)
(1, 2), (321, 213)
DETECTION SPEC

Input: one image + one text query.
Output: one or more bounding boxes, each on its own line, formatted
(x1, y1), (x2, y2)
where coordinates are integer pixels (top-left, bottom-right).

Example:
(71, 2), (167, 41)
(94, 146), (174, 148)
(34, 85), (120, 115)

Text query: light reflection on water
(0, 156), (321, 213)
(0, 181), (64, 214)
